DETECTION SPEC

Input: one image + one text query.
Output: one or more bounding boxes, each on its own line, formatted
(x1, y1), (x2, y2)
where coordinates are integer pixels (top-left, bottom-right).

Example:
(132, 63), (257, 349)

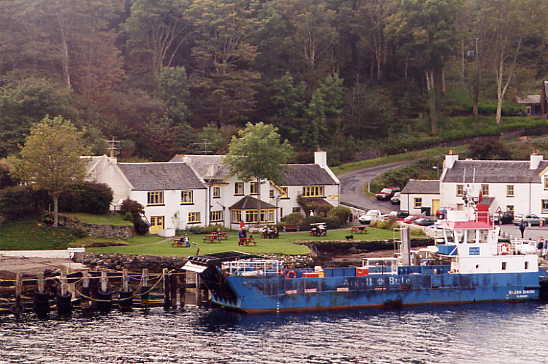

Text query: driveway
(339, 161), (414, 212)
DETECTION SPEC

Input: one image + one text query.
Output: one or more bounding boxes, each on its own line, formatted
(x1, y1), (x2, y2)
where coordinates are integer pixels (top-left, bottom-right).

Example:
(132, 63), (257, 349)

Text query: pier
(0, 268), (210, 317)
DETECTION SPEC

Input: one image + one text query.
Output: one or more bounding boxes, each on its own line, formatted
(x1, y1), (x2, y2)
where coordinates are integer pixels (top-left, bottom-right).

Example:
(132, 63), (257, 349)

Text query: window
(507, 205), (514, 212)
(481, 184), (489, 196)
(188, 212), (200, 223)
(280, 187), (288, 199)
(269, 189), (275, 198)
(231, 210), (242, 223)
(542, 200), (548, 214)
(456, 184), (464, 196)
(525, 261), (529, 270)
(303, 186), (325, 197)
(501, 262), (507, 270)
(292, 207), (301, 213)
(234, 182), (244, 195)
(457, 204), (464, 211)
(210, 210), (223, 222)
(181, 190), (193, 204)
(212, 186), (221, 199)
(147, 191), (164, 205)
(506, 185), (514, 197)
(250, 181), (259, 194)
(414, 198), (422, 209)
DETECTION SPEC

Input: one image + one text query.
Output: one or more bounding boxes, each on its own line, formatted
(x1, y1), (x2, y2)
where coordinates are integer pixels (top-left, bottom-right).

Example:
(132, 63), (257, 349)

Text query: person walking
(519, 220), (527, 239)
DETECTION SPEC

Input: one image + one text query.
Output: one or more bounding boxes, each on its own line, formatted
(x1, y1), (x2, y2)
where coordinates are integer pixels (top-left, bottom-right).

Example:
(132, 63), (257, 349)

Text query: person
(519, 220), (527, 239)
(183, 235), (190, 248)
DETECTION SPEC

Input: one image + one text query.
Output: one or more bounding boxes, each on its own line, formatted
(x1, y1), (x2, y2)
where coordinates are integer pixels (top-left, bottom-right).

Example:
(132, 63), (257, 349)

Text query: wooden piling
(81, 270), (91, 310)
(195, 272), (201, 306)
(163, 268), (171, 310)
(56, 272), (72, 316)
(97, 271), (112, 313)
(14, 273), (22, 316)
(33, 273), (50, 318)
(179, 270), (186, 307)
(170, 272), (178, 309)
(140, 268), (149, 309)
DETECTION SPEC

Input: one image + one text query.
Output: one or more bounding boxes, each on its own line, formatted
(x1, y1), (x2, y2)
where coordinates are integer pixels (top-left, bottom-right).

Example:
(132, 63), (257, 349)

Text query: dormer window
(456, 184), (464, 197)
(506, 185), (514, 197)
(481, 184), (489, 196)
(181, 190), (193, 204)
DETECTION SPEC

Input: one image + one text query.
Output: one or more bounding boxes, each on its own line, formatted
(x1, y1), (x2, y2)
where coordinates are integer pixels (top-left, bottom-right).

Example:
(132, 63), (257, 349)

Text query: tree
(225, 122), (294, 203)
(158, 66), (191, 123)
(10, 116), (89, 227)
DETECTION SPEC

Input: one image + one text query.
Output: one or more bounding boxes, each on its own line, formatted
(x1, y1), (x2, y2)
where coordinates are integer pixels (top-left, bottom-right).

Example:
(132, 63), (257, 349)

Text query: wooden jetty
(0, 268), (209, 317)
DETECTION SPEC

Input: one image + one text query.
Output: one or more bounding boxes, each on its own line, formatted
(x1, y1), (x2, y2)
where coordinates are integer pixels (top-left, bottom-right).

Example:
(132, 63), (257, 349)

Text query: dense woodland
(0, 0), (546, 164)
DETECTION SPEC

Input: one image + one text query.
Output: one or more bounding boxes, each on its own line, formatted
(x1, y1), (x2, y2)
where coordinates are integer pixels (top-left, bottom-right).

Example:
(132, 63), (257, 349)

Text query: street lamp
(432, 166), (440, 178)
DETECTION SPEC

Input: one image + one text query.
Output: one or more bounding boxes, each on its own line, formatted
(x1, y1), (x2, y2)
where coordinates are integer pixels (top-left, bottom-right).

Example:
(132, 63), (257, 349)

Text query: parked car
(414, 217), (436, 226)
(494, 211), (514, 225)
(390, 192), (401, 205)
(513, 214), (542, 226)
(375, 187), (401, 200)
(358, 209), (383, 224)
(403, 215), (422, 224)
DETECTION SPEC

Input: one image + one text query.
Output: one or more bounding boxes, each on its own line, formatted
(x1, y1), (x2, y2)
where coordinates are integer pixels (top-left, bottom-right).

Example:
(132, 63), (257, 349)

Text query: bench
(351, 226), (368, 234)
(284, 224), (299, 232)
(239, 237), (256, 246)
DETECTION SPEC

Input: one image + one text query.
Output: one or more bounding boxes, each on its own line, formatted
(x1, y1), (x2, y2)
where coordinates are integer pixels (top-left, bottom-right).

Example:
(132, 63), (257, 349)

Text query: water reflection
(0, 303), (547, 364)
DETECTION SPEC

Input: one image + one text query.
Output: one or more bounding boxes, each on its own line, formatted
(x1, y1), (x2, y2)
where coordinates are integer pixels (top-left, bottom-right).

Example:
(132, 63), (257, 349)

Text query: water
(1, 303), (547, 364)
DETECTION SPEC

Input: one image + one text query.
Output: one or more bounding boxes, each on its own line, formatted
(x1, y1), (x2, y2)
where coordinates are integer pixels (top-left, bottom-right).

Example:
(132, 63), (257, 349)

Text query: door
(149, 216), (164, 234)
(432, 199), (440, 215)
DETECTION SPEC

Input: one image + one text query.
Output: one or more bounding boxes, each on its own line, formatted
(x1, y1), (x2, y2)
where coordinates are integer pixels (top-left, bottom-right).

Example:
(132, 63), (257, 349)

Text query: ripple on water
(1, 303), (548, 364)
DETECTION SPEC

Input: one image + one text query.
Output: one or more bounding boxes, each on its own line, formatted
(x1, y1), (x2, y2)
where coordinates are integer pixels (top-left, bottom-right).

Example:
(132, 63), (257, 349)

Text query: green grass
(61, 212), (133, 226)
(0, 219), (81, 250)
(332, 145), (468, 175)
(88, 228), (416, 256)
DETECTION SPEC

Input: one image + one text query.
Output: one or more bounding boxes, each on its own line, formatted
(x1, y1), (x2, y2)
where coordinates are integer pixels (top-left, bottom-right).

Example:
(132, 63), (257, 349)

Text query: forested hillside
(0, 0), (546, 163)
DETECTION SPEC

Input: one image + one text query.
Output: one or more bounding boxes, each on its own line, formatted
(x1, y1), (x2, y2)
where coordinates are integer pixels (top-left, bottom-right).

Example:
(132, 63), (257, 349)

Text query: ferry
(184, 199), (547, 314)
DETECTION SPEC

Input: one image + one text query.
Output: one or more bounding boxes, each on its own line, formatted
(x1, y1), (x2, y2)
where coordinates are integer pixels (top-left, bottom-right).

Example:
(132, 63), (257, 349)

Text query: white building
(85, 151), (340, 235)
(400, 152), (548, 218)
(399, 179), (440, 215)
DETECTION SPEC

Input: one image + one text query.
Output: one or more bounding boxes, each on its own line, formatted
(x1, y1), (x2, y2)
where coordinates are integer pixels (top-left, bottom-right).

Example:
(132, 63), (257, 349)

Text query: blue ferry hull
(210, 267), (540, 313)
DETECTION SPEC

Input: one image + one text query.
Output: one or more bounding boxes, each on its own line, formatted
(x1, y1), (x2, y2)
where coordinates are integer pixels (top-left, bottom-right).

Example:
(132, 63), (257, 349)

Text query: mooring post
(14, 272), (22, 316)
(37, 273), (45, 294)
(163, 268), (171, 310)
(141, 268), (149, 309)
(100, 271), (108, 293)
(96, 271), (112, 313)
(81, 270), (90, 310)
(119, 269), (132, 312)
(122, 269), (129, 292)
(33, 272), (50, 318)
(170, 271), (178, 309)
(179, 270), (186, 308)
(57, 272), (72, 316)
(195, 272), (201, 306)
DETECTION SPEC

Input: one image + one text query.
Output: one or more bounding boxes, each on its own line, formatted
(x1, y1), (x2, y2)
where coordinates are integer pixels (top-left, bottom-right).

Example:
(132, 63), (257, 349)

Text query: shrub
(133, 215), (149, 235)
(281, 212), (305, 225)
(0, 186), (47, 219)
(327, 206), (352, 226)
(184, 224), (228, 234)
(120, 199), (145, 217)
(59, 182), (113, 214)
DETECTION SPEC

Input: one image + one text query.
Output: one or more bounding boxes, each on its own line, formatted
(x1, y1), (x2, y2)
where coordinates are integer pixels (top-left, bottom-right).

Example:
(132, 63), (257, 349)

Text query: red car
(375, 187), (401, 200)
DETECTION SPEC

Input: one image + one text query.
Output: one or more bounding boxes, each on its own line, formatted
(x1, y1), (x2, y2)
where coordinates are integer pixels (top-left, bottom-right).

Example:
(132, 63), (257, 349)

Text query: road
(339, 161), (414, 212)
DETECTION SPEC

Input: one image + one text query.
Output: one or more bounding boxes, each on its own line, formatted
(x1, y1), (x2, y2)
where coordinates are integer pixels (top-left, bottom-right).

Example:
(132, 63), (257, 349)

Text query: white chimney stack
(530, 152), (543, 170)
(443, 150), (458, 169)
(314, 149), (327, 168)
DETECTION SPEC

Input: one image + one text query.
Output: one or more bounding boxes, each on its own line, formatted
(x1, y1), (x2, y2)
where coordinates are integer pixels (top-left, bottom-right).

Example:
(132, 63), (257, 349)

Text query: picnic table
(351, 225), (368, 234)
(203, 234), (221, 243)
(212, 231), (228, 240)
(172, 237), (190, 247)
(238, 237), (256, 246)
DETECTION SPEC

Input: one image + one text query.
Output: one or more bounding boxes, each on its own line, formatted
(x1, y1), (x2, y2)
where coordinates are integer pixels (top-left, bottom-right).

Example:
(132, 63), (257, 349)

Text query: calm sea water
(1, 303), (547, 364)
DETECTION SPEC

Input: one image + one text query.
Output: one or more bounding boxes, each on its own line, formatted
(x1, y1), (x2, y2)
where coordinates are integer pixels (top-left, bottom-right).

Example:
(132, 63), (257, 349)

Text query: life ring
(285, 270), (297, 279)
(501, 243), (511, 255)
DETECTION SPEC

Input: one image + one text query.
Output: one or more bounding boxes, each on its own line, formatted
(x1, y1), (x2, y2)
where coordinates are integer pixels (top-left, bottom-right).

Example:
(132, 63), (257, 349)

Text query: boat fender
(285, 270), (297, 279)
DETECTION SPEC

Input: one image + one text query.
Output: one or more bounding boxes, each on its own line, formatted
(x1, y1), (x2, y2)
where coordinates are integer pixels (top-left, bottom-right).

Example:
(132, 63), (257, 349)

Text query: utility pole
(192, 139), (212, 155)
(106, 136), (120, 158)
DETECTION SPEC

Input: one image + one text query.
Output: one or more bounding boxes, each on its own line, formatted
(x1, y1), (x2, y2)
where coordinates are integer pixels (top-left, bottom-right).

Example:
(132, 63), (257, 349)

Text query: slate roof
(117, 162), (205, 191)
(169, 154), (338, 186)
(401, 180), (440, 194)
(280, 164), (338, 186)
(170, 155), (231, 180)
(442, 160), (548, 184)
(230, 195), (276, 210)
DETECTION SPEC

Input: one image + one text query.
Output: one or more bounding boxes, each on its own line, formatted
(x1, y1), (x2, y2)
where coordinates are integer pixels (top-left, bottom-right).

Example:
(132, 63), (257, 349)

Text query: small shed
(400, 180), (440, 215)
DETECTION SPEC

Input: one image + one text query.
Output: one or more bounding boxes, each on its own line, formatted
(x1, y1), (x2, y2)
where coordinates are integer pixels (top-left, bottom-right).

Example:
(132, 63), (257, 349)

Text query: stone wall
(58, 215), (134, 240)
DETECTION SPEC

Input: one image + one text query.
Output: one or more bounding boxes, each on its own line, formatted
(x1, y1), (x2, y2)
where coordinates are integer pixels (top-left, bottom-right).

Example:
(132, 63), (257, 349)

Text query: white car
(358, 210), (382, 224)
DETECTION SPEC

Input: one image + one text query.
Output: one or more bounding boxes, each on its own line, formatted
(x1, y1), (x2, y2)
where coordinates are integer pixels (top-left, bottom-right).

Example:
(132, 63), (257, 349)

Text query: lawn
(88, 227), (413, 256)
(0, 219), (81, 250)
(61, 212), (133, 226)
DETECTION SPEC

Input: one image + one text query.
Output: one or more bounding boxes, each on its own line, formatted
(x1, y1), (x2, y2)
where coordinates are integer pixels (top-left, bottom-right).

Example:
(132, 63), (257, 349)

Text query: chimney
(530, 151), (543, 170)
(443, 151), (458, 169)
(314, 149), (327, 168)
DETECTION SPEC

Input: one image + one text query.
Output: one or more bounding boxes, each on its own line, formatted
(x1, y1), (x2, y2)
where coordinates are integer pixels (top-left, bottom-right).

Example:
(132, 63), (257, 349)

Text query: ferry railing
(222, 259), (283, 276)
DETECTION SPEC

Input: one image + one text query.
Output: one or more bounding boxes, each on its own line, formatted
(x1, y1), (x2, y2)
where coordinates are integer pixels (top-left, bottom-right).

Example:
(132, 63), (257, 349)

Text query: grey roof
(170, 155), (231, 180)
(118, 162), (205, 191)
(230, 195), (276, 210)
(401, 180), (440, 194)
(280, 164), (338, 186)
(442, 160), (548, 184)
(169, 154), (338, 186)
